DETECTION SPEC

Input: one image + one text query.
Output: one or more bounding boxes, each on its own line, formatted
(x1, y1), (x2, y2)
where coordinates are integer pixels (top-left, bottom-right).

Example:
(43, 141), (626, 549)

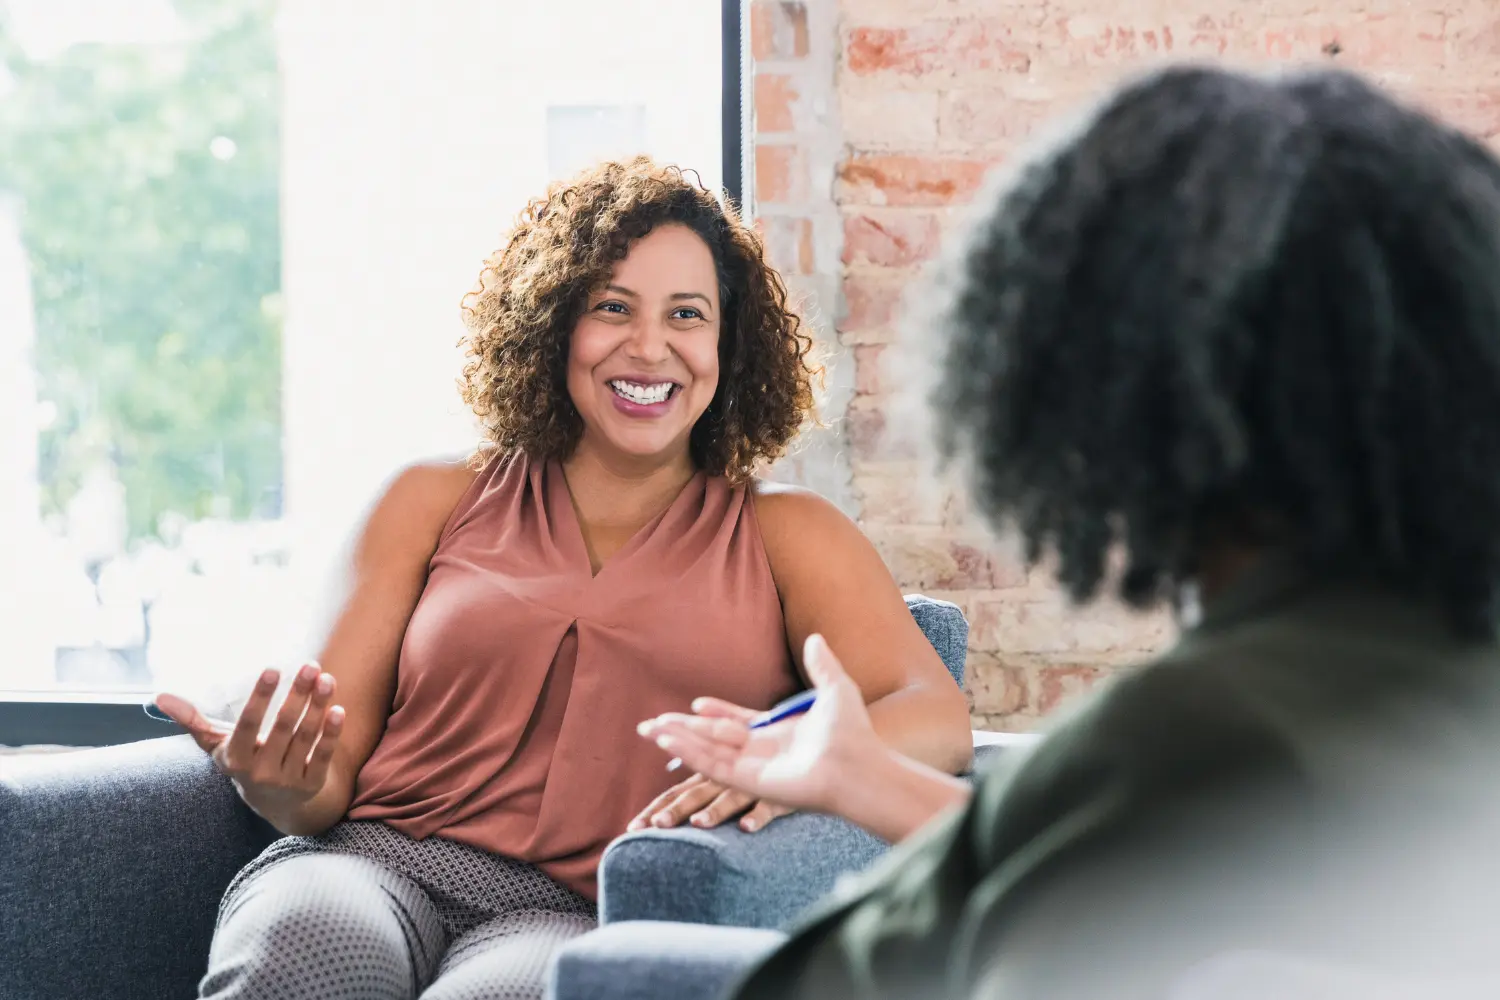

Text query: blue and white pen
(664, 688), (818, 773)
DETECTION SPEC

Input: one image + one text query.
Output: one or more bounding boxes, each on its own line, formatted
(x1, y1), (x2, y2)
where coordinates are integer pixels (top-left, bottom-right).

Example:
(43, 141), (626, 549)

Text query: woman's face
(567, 223), (722, 468)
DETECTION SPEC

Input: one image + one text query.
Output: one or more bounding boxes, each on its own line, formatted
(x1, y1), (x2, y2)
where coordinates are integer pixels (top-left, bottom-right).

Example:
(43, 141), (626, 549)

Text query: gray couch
(0, 596), (1024, 1000)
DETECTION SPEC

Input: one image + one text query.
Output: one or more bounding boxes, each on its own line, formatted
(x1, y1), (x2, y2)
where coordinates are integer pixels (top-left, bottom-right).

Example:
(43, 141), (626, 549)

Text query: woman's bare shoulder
(750, 479), (862, 556)
(368, 453), (488, 543)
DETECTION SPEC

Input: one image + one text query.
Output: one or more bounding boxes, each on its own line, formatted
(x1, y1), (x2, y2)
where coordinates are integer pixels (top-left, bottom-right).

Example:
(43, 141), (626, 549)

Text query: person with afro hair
(642, 65), (1500, 999)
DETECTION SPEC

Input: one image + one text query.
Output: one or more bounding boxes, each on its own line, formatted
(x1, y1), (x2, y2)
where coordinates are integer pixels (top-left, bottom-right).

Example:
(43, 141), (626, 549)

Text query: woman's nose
(624, 319), (671, 362)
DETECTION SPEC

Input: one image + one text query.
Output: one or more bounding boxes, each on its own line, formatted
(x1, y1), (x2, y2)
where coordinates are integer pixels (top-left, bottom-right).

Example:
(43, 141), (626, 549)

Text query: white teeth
(609, 380), (674, 405)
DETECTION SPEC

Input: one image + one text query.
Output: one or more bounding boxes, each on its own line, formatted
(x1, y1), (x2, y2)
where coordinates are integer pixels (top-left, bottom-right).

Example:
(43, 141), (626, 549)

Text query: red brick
(845, 400), (890, 461)
(1414, 88), (1500, 142)
(1259, 13), (1447, 68)
(838, 153), (992, 207)
(841, 87), (941, 149)
(939, 90), (1063, 147)
(868, 528), (1008, 590)
(852, 468), (958, 526)
(756, 215), (816, 275)
(842, 212), (941, 267)
(853, 344), (885, 395)
(1447, 8), (1500, 65)
(966, 652), (1028, 716)
(846, 20), (1031, 77)
(1032, 664), (1110, 715)
(755, 73), (799, 134)
(1046, 18), (1184, 62)
(755, 144), (805, 203)
(841, 275), (907, 335)
(969, 589), (1174, 658)
(970, 710), (1039, 733)
(751, 1), (809, 61)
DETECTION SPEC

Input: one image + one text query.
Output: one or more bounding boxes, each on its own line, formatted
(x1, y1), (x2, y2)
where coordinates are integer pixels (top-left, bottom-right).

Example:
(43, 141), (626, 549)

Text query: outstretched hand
(154, 663), (345, 821)
(637, 634), (882, 817)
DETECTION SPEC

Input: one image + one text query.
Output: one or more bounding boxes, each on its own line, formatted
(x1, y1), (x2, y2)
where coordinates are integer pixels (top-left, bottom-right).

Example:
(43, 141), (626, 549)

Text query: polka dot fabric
(200, 821), (597, 999)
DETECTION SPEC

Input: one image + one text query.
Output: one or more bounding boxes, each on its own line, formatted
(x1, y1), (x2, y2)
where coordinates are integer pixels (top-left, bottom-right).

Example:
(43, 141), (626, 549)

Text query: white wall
(277, 0), (724, 582)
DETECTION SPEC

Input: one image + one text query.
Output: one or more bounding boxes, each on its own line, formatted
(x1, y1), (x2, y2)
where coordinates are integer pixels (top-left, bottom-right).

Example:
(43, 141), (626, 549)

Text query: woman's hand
(637, 634), (884, 818)
(627, 769), (793, 835)
(154, 663), (346, 824)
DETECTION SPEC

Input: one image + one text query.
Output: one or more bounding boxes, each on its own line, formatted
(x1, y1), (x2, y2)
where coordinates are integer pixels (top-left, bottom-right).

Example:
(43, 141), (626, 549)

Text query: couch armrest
(599, 810), (885, 929)
(550, 921), (785, 1000)
(0, 735), (277, 1000)
(598, 739), (1031, 930)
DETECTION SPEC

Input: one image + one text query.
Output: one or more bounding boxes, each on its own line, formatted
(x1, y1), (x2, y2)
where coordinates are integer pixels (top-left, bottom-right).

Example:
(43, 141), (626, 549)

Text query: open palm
(639, 635), (881, 816)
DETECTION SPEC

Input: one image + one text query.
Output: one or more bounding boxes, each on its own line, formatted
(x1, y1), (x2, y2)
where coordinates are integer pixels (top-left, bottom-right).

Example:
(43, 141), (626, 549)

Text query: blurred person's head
(929, 65), (1500, 633)
(460, 157), (819, 481)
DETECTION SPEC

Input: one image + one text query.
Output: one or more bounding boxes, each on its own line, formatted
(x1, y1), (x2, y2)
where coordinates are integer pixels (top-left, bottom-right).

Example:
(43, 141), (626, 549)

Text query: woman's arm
(833, 744), (973, 843)
(755, 483), (975, 776)
(252, 458), (479, 834)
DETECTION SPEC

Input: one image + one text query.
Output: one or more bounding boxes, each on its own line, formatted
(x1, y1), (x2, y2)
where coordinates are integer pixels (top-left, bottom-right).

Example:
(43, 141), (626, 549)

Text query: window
(0, 0), (746, 746)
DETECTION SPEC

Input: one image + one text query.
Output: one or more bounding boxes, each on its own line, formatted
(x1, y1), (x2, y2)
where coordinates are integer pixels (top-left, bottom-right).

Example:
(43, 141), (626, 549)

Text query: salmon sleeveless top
(346, 451), (798, 898)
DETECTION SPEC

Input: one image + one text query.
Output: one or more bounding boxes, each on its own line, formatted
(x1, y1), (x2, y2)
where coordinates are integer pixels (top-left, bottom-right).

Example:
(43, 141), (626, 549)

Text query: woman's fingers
(627, 773), (707, 832)
(283, 671), (336, 772)
(259, 663), (319, 767)
(224, 669), (280, 770)
(739, 799), (794, 834)
(648, 776), (725, 829)
(302, 705), (345, 788)
(689, 787), (756, 828)
(152, 692), (231, 753)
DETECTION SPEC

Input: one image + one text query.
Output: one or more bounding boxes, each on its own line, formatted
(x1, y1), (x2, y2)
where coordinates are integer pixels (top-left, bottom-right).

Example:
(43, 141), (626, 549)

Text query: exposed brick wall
(752, 0), (856, 509)
(753, 0), (1500, 731)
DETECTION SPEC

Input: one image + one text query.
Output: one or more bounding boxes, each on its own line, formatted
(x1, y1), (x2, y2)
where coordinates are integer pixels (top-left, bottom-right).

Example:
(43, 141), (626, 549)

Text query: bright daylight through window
(0, 0), (731, 728)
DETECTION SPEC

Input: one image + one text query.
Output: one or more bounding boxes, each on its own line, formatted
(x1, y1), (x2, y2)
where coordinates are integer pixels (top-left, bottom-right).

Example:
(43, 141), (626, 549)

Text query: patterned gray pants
(199, 821), (597, 1000)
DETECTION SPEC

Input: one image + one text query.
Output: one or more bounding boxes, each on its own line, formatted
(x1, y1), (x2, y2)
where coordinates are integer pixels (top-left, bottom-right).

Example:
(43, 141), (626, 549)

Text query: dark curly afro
(458, 157), (820, 484)
(932, 65), (1500, 634)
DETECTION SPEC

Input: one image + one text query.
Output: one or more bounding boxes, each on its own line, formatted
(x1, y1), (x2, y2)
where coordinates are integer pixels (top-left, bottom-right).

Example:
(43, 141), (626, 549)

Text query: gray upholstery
(600, 742), (1007, 929)
(0, 595), (978, 1000)
(905, 594), (968, 690)
(0, 736), (277, 1000)
(550, 922), (785, 1000)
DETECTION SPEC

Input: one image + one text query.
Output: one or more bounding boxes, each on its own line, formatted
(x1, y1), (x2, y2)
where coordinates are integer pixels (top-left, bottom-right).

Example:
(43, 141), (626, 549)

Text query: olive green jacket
(734, 561), (1500, 999)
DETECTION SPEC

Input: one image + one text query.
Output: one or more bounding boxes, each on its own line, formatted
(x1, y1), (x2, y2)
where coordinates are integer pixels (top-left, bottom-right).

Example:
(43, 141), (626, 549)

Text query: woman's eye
(671, 307), (703, 321)
(597, 301), (628, 315)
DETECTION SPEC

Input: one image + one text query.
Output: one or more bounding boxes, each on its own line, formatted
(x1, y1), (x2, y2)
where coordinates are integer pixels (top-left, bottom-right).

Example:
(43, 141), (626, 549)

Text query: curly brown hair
(458, 157), (821, 483)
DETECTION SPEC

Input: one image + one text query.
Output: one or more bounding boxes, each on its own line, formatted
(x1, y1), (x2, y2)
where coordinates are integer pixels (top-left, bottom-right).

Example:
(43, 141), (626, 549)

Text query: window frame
(1, 0), (750, 750)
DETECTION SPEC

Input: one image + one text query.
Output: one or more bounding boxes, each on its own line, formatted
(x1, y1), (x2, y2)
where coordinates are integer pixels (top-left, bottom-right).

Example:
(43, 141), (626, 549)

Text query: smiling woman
(153, 157), (974, 1000)
(459, 157), (815, 485)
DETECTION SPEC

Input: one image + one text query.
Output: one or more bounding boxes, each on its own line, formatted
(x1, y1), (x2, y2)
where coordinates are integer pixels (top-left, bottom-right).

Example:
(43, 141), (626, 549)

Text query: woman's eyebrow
(603, 284), (639, 297)
(670, 292), (713, 306)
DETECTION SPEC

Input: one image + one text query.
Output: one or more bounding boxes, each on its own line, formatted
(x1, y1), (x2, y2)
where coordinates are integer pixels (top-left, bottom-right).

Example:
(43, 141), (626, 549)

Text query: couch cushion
(549, 921), (784, 1000)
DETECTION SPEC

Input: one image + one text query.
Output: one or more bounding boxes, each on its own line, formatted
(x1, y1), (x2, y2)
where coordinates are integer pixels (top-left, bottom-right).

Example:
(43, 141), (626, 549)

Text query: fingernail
(636, 721), (652, 736)
(328, 706), (345, 724)
(741, 818), (759, 832)
(627, 820), (643, 832)
(691, 698), (708, 712)
(316, 674), (334, 695)
(259, 669), (278, 687)
(299, 664), (319, 682)
(655, 735), (674, 750)
(691, 813), (709, 827)
(652, 814), (672, 828)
